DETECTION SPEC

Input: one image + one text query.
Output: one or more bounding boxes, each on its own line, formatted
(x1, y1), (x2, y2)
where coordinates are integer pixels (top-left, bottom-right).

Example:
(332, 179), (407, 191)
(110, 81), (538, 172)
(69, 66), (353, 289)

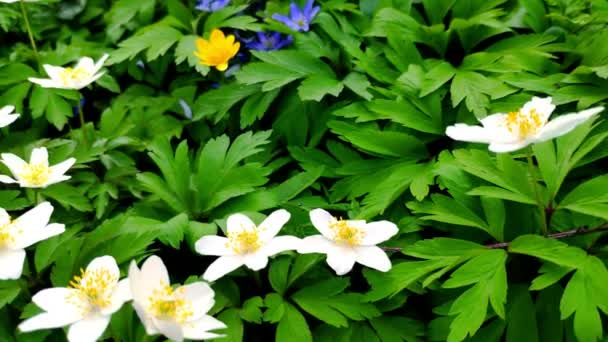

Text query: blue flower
(272, 0), (320, 32)
(195, 0), (230, 12)
(245, 32), (294, 51)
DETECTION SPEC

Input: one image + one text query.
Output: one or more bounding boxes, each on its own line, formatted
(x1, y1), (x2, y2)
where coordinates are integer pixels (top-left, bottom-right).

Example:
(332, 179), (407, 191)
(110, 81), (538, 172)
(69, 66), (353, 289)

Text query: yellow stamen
(68, 267), (117, 313)
(19, 162), (51, 187)
(0, 217), (20, 248)
(194, 29), (240, 72)
(147, 281), (193, 324)
(225, 226), (261, 254)
(58, 66), (92, 86)
(329, 219), (365, 246)
(505, 108), (543, 141)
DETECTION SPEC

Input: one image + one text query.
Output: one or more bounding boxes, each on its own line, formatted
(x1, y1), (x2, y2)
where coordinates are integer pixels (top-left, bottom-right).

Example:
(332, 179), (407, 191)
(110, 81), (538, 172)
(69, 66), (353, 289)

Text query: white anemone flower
(0, 105), (20, 128)
(298, 209), (399, 275)
(195, 209), (301, 282)
(28, 54), (109, 90)
(446, 97), (605, 153)
(129, 255), (226, 342)
(0, 147), (76, 188)
(19, 256), (131, 342)
(0, 202), (64, 279)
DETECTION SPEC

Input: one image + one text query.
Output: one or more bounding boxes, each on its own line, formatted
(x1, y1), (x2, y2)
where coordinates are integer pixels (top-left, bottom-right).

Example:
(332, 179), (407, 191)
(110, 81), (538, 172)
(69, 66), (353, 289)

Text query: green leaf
(0, 281), (20, 310)
(240, 296), (264, 324)
(195, 131), (272, 213)
(558, 175), (608, 220)
(191, 83), (260, 121)
(369, 316), (425, 342)
(0, 63), (36, 86)
(217, 308), (243, 342)
(42, 183), (93, 212)
(264, 293), (286, 323)
(268, 256), (291, 295)
(328, 120), (426, 158)
(506, 285), (539, 342)
(342, 72), (373, 100)
(298, 75), (344, 101)
(277, 303), (313, 342)
(420, 61), (456, 96)
(509, 235), (588, 268)
(407, 194), (494, 237)
(174, 35), (210, 76)
(239, 88), (280, 128)
(107, 19), (183, 64)
(292, 278), (380, 327)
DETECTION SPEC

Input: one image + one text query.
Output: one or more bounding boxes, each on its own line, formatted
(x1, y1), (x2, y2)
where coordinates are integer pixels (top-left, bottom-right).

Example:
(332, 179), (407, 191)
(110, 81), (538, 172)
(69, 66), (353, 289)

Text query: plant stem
(526, 151), (548, 236)
(381, 223), (608, 251)
(19, 0), (41, 69)
(77, 96), (88, 146)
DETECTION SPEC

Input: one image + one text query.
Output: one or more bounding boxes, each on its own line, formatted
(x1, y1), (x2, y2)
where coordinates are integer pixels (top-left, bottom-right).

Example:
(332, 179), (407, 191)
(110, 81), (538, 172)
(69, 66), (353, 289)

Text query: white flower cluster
(12, 208), (399, 342)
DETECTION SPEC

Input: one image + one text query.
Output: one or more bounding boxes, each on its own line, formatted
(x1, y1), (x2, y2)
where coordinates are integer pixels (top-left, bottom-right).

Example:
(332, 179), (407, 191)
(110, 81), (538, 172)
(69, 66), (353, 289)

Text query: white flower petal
(194, 235), (234, 256)
(177, 282), (215, 321)
(67, 316), (111, 342)
(536, 106), (603, 142)
(49, 157), (76, 179)
(182, 315), (227, 340)
(32, 288), (80, 313)
(45, 175), (71, 187)
(12, 223), (65, 250)
(29, 147), (48, 165)
(445, 123), (493, 143)
(354, 246), (392, 272)
(298, 235), (335, 254)
(0, 249), (25, 279)
(202, 256), (244, 282)
(259, 235), (301, 257)
(85, 255), (119, 286)
(309, 208), (336, 239)
(479, 113), (519, 143)
(488, 140), (531, 153)
(360, 221), (399, 246)
(28, 77), (63, 88)
(226, 213), (256, 235)
(0, 209), (9, 226)
(243, 252), (268, 271)
(42, 65), (65, 81)
(326, 248), (357, 276)
(74, 57), (96, 73)
(0, 105), (15, 115)
(130, 255), (170, 305)
(85, 71), (105, 87)
(522, 96), (555, 122)
(0, 114), (19, 128)
(153, 318), (184, 342)
(102, 278), (131, 315)
(19, 312), (81, 332)
(92, 54), (110, 74)
(258, 209), (290, 241)
(1, 153), (27, 177)
(0, 175), (17, 184)
(133, 302), (158, 335)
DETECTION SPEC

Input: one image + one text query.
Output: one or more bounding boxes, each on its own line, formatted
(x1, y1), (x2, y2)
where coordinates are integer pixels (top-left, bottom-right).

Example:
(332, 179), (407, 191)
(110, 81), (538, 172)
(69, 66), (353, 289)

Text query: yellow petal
(210, 29), (225, 43)
(216, 63), (228, 71)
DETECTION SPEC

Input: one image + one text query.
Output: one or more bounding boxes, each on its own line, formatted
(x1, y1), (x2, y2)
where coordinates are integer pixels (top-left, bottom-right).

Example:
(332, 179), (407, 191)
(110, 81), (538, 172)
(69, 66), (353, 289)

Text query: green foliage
(0, 0), (607, 341)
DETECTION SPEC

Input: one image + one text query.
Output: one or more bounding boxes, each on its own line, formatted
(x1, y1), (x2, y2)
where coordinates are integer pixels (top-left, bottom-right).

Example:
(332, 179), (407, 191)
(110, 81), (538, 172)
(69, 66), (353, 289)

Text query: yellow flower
(194, 29), (240, 71)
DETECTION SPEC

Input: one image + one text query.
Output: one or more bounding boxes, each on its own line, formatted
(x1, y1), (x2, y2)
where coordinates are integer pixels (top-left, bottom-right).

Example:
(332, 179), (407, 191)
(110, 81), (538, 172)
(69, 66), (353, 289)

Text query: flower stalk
(19, 0), (40, 69)
(526, 151), (548, 236)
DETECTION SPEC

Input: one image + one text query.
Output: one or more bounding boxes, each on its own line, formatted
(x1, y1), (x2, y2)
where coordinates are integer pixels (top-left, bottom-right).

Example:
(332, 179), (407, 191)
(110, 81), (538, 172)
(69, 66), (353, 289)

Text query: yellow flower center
(329, 219), (365, 246)
(148, 282), (193, 324)
(0, 217), (20, 248)
(226, 228), (261, 254)
(68, 267), (117, 313)
(194, 29), (240, 71)
(58, 66), (92, 85)
(505, 108), (543, 141)
(19, 162), (51, 187)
